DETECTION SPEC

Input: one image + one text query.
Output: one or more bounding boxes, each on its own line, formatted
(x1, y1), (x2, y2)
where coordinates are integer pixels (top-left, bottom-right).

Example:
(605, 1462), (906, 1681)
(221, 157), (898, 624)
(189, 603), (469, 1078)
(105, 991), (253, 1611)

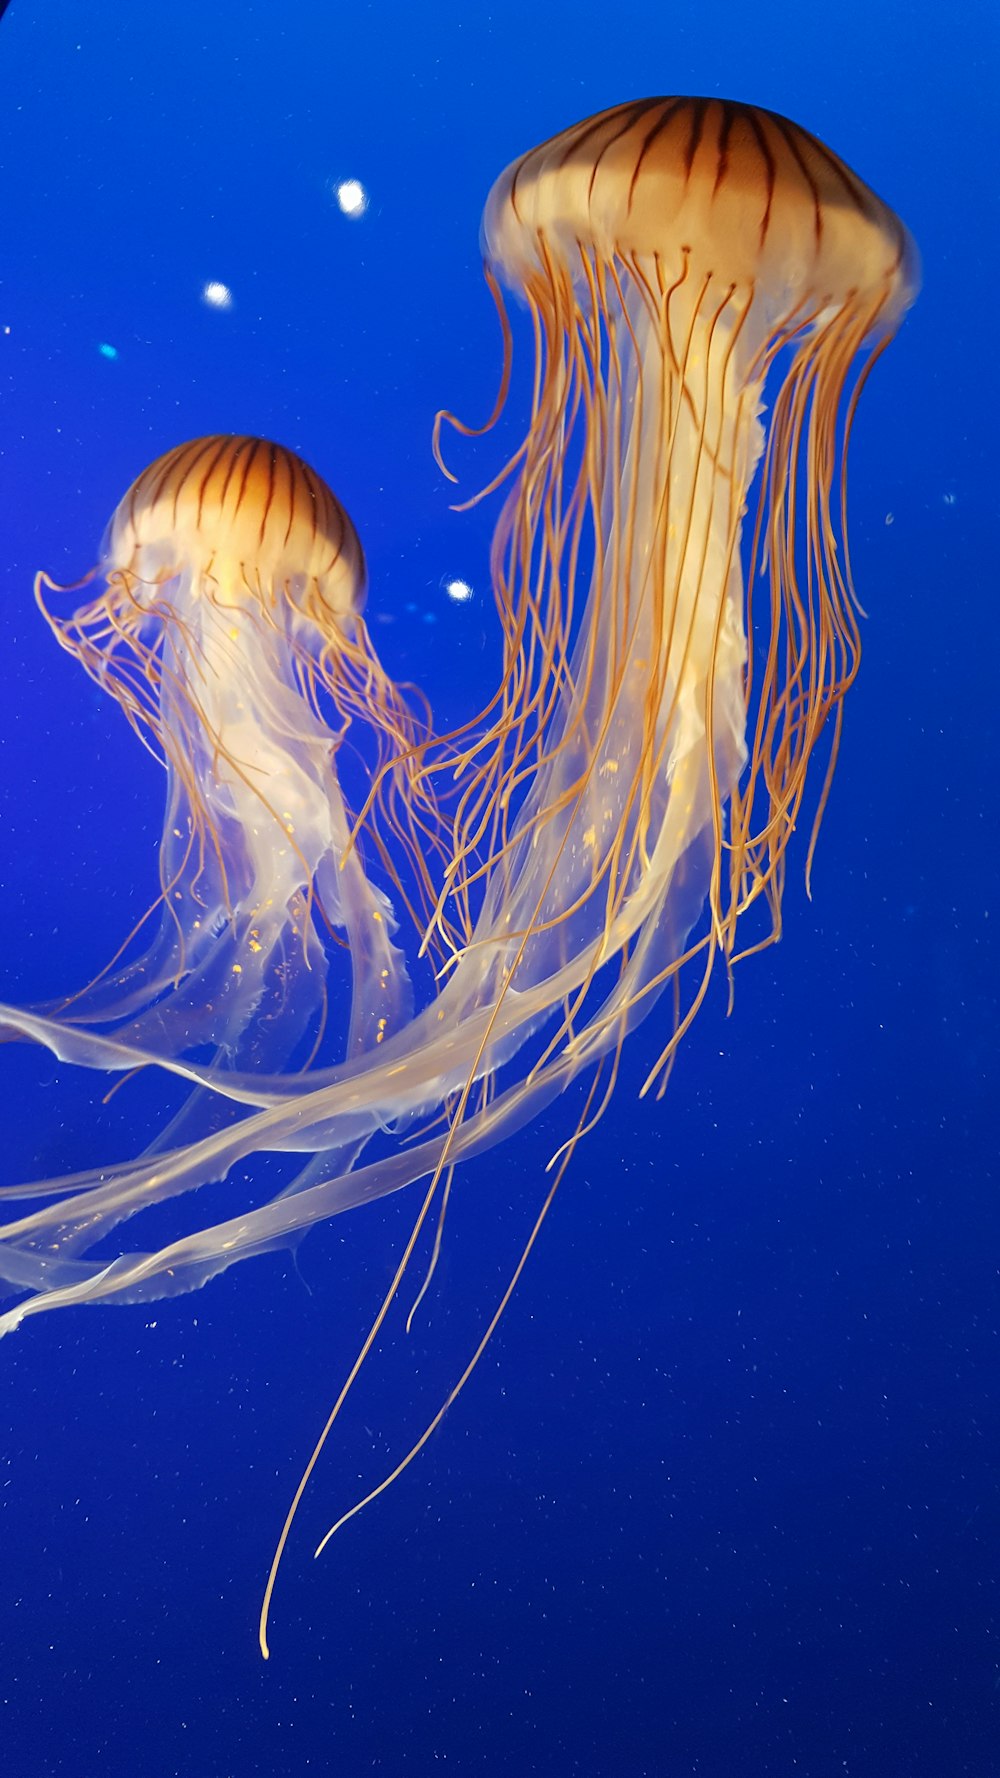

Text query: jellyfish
(3, 435), (432, 1083)
(0, 102), (916, 1652)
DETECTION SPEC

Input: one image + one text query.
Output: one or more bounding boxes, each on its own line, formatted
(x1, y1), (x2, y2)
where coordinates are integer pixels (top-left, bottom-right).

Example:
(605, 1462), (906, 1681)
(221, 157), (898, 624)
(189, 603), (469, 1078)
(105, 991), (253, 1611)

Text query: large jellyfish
(7, 435), (430, 1076)
(0, 101), (916, 1650)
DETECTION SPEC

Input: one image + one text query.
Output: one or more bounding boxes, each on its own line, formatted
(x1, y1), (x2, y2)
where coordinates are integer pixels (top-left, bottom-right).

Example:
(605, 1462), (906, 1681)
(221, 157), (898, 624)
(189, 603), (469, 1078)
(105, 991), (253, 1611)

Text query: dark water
(0, 3), (996, 1774)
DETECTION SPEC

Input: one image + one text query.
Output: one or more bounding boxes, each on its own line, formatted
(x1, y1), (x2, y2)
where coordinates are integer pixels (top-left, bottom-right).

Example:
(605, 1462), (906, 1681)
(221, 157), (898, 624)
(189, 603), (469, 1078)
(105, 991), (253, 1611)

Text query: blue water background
(0, 3), (996, 1773)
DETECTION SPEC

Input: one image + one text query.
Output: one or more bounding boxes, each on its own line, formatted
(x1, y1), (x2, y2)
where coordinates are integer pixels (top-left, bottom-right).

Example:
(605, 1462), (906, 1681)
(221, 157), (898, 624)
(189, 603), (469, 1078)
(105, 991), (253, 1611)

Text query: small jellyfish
(22, 434), (427, 1073)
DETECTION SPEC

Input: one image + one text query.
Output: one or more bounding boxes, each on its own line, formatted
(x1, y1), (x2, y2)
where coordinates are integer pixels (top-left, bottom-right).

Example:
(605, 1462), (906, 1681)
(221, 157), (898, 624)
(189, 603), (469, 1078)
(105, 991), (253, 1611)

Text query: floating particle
(335, 179), (368, 218)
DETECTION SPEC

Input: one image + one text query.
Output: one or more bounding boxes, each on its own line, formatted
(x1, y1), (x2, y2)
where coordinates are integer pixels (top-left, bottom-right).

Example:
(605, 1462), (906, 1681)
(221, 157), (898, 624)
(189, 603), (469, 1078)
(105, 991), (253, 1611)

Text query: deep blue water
(0, 3), (996, 1774)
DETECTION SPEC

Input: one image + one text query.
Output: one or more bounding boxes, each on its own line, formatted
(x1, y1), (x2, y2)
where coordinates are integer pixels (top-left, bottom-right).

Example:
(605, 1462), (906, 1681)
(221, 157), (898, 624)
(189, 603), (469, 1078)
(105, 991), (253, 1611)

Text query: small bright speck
(202, 281), (233, 310)
(98, 342), (118, 360)
(444, 577), (474, 604)
(335, 179), (368, 218)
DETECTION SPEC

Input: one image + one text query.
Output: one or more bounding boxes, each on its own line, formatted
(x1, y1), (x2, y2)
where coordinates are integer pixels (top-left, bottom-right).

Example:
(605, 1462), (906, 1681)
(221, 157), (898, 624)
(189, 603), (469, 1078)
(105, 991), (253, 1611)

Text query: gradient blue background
(0, 3), (996, 1773)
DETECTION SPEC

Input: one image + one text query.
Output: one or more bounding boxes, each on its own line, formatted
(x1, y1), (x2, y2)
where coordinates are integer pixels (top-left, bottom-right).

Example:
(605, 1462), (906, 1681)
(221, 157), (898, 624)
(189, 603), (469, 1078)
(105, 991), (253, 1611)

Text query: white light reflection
(202, 281), (233, 310)
(335, 179), (368, 218)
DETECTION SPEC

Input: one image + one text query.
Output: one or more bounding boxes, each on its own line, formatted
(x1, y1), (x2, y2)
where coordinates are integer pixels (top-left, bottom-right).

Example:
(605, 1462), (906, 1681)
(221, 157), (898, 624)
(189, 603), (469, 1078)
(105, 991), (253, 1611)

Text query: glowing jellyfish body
(0, 102), (917, 1651)
(21, 436), (418, 1073)
(465, 98), (917, 987)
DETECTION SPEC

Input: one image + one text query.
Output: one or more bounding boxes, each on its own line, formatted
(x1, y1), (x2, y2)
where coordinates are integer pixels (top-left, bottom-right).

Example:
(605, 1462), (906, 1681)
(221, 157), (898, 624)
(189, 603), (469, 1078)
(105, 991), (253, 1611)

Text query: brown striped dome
(483, 97), (917, 327)
(106, 435), (366, 621)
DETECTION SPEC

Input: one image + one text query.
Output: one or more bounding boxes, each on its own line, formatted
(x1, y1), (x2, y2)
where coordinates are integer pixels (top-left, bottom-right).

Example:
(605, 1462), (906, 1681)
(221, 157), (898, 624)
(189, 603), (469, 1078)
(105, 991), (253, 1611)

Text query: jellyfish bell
(484, 97), (918, 332)
(24, 434), (422, 1072)
(107, 431), (366, 634)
